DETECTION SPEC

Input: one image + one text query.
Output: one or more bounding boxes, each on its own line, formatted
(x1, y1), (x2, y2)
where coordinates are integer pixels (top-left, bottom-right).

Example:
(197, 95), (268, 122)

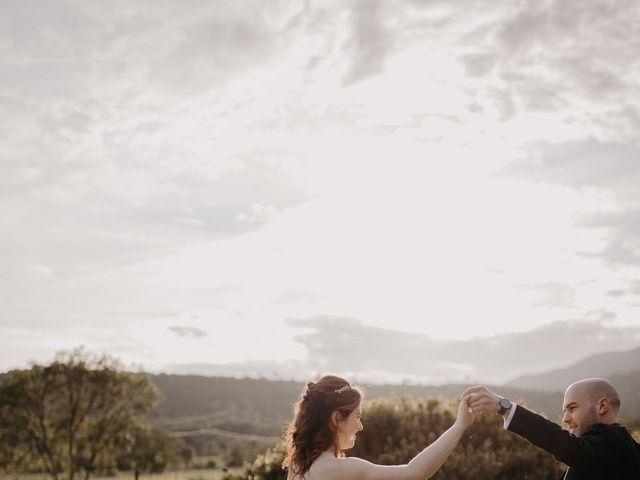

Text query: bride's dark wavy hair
(282, 375), (363, 478)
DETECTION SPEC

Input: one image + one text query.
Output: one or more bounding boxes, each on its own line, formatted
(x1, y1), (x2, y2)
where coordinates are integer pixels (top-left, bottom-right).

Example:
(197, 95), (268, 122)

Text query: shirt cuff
(503, 402), (517, 429)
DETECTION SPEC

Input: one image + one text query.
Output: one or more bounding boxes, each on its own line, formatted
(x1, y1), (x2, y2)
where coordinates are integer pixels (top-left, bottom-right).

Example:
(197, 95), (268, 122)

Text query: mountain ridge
(506, 345), (640, 391)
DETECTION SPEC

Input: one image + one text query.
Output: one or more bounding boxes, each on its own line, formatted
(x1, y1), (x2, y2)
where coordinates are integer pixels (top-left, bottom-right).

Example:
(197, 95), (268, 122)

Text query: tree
(225, 440), (268, 468)
(0, 348), (159, 480)
(117, 426), (194, 480)
(223, 443), (287, 480)
(0, 424), (40, 474)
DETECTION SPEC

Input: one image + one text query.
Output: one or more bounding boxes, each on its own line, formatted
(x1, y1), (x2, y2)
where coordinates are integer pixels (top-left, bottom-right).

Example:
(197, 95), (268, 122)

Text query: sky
(2, 0), (640, 385)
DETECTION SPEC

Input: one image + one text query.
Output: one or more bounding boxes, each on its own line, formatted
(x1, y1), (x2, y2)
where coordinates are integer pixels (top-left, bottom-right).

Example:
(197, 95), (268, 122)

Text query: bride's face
(335, 404), (363, 450)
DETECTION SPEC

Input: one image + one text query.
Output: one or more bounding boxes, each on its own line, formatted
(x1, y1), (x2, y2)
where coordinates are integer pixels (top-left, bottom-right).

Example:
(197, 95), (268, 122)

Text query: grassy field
(0, 469), (244, 480)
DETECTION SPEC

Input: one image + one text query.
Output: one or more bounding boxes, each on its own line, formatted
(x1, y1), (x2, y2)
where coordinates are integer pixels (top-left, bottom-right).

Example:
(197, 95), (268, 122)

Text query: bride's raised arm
(328, 395), (473, 480)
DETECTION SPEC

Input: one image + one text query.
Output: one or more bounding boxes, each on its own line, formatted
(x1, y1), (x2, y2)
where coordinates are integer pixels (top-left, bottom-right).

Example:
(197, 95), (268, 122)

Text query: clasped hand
(460, 385), (505, 416)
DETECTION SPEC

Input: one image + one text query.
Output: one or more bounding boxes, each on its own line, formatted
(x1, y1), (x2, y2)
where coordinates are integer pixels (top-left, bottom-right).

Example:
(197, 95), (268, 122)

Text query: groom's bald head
(566, 378), (621, 414)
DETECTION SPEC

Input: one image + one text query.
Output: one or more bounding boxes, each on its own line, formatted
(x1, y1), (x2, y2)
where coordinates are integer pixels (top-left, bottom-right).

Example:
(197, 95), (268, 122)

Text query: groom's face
(562, 385), (599, 436)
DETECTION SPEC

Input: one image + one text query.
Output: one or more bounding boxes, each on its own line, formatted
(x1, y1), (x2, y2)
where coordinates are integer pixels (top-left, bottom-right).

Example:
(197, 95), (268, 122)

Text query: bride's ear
(330, 410), (341, 430)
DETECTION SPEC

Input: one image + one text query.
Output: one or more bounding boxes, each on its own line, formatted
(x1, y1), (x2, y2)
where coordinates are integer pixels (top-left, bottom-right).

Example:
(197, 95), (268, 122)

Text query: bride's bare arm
(326, 396), (473, 480)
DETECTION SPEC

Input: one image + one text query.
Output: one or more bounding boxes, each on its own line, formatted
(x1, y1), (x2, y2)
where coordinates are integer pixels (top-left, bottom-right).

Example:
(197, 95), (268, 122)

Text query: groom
(463, 378), (640, 479)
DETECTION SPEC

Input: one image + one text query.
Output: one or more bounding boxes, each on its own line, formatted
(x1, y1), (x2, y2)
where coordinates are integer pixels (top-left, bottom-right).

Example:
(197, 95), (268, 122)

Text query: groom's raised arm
(506, 402), (613, 468)
(462, 385), (613, 469)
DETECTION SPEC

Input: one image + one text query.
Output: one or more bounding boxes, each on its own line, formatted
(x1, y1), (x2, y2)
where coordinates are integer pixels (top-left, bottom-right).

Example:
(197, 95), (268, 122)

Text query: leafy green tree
(117, 426), (194, 480)
(0, 426), (41, 474)
(223, 443), (286, 480)
(0, 348), (158, 480)
(225, 440), (270, 468)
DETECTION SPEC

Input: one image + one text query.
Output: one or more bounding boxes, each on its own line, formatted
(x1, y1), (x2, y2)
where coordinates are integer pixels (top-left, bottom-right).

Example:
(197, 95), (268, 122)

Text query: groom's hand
(461, 385), (503, 415)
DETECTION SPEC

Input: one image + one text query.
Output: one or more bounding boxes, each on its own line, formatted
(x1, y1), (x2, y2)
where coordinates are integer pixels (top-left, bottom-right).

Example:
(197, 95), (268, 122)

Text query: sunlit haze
(2, 0), (640, 384)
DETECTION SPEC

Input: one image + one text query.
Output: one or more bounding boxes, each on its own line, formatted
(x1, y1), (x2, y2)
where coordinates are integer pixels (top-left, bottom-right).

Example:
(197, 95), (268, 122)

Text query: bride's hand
(455, 394), (475, 429)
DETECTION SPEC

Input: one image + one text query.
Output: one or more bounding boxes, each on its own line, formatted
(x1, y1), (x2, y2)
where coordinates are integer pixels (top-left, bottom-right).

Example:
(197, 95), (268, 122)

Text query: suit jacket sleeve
(507, 404), (615, 468)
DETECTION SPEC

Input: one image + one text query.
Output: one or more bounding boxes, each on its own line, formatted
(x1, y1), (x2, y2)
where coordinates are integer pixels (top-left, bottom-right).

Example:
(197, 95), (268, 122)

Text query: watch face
(500, 399), (511, 409)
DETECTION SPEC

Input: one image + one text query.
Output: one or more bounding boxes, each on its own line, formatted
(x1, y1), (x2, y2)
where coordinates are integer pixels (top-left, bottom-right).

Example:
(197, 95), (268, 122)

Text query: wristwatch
(498, 398), (512, 415)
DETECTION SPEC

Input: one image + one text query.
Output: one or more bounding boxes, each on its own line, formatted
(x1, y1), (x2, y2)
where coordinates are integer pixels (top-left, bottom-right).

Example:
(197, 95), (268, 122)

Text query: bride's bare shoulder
(307, 453), (369, 480)
(289, 453), (373, 480)
(307, 454), (338, 479)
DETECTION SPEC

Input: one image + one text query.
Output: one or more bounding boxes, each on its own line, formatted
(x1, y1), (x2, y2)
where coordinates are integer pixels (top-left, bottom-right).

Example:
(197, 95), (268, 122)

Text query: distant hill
(146, 374), (570, 433)
(148, 374), (301, 436)
(507, 346), (640, 391)
(147, 367), (640, 436)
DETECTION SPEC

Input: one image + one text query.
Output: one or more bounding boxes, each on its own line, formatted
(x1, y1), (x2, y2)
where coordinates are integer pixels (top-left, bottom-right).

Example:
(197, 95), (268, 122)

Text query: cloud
(517, 282), (575, 308)
(460, 53), (496, 78)
(502, 139), (640, 267)
(272, 290), (322, 305)
(22, 264), (53, 280)
(0, 157), (308, 283)
(0, 1), (104, 96)
(502, 139), (640, 198)
(495, 4), (549, 60)
(0, 0), (294, 98)
(450, 0), (640, 130)
(578, 210), (640, 266)
(141, 4), (282, 96)
(167, 326), (208, 338)
(280, 315), (640, 384)
(342, 0), (393, 84)
(606, 289), (626, 298)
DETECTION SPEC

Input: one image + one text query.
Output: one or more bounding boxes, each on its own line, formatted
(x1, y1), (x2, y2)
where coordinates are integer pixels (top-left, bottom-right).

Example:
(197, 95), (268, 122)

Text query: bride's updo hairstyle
(282, 375), (363, 478)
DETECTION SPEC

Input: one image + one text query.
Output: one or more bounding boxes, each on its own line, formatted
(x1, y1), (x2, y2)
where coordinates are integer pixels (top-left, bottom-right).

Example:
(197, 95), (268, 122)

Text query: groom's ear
(596, 397), (609, 415)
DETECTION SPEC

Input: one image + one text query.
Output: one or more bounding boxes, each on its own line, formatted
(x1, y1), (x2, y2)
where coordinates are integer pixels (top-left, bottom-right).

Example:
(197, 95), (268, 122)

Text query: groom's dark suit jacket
(507, 405), (640, 480)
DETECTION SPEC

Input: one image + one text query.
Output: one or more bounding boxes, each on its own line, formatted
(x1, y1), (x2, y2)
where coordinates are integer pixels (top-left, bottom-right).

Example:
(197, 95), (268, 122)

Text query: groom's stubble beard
(574, 404), (599, 436)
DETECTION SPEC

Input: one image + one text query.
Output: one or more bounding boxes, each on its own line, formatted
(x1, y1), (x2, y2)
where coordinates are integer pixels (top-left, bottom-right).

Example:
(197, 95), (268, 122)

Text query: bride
(283, 375), (474, 480)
